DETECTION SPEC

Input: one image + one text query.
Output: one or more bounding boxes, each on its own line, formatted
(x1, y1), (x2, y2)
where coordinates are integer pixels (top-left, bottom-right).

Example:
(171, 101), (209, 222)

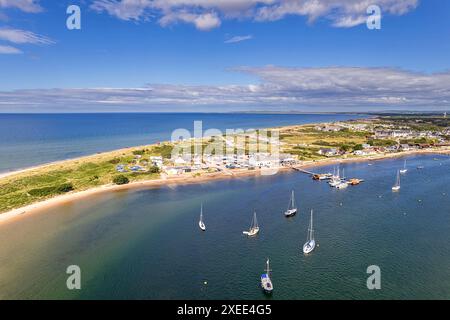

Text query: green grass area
(0, 144), (166, 213)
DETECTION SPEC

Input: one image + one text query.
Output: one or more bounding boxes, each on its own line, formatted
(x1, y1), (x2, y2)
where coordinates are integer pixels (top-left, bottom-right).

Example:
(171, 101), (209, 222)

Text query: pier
(289, 166), (317, 176)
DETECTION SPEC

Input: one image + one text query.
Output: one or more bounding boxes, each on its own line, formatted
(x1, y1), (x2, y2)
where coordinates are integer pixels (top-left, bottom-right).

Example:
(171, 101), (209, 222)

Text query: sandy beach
(1, 146), (449, 228)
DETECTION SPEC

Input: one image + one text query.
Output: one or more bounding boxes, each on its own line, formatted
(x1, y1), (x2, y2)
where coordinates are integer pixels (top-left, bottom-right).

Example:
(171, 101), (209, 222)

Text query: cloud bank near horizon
(1, 66), (450, 112)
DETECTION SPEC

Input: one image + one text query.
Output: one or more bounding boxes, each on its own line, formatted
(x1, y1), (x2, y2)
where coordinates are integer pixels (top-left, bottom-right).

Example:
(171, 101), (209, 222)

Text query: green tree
(113, 175), (129, 185)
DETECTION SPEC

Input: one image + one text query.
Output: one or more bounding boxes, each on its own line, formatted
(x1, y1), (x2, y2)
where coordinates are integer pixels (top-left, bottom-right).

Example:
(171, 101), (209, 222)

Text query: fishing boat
(400, 159), (408, 174)
(284, 190), (297, 217)
(303, 209), (316, 254)
(198, 203), (206, 231)
(260, 258), (273, 294)
(392, 170), (401, 191)
(243, 211), (259, 236)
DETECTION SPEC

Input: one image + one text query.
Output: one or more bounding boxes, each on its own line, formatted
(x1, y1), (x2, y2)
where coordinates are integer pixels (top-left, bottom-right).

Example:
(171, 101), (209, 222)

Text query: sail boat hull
(243, 227), (259, 236)
(399, 169), (407, 174)
(199, 221), (206, 231)
(303, 239), (316, 254)
(284, 208), (297, 217)
(260, 274), (273, 293)
(392, 186), (400, 191)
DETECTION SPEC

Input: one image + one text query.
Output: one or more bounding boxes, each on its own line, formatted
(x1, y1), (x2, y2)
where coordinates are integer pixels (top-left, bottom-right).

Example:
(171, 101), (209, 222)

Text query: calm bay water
(0, 113), (363, 173)
(1, 154), (450, 299)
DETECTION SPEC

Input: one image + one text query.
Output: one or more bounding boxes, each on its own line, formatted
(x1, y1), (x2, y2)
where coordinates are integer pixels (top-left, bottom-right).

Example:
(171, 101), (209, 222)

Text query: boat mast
(254, 211), (258, 229)
(291, 190), (295, 208)
(266, 258), (271, 276)
(200, 203), (203, 222)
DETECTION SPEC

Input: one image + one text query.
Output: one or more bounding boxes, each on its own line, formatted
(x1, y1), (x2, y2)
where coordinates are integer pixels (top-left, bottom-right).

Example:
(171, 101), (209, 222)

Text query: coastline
(1, 147), (449, 227)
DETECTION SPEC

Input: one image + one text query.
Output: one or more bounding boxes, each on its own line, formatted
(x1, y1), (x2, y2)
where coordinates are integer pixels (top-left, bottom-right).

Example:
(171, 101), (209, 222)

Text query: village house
(315, 124), (343, 132)
(318, 148), (339, 157)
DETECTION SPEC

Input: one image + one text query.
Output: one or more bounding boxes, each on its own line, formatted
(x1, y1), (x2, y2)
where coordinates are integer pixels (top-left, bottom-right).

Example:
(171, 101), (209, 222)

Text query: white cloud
(225, 35), (253, 44)
(1, 66), (450, 112)
(91, 0), (419, 30)
(0, 27), (54, 44)
(0, 44), (22, 54)
(160, 11), (221, 30)
(0, 0), (42, 13)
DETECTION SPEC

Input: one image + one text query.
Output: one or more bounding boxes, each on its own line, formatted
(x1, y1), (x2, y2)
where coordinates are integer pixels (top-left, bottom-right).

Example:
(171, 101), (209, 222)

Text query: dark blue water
(1, 154), (449, 299)
(0, 113), (364, 173)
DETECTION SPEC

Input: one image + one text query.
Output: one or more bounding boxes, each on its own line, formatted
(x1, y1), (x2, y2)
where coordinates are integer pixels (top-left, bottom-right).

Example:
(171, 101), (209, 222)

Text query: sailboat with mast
(392, 170), (401, 191)
(400, 159), (408, 174)
(329, 166), (341, 187)
(198, 203), (206, 231)
(303, 209), (316, 254)
(243, 211), (259, 236)
(260, 258), (273, 294)
(284, 190), (297, 217)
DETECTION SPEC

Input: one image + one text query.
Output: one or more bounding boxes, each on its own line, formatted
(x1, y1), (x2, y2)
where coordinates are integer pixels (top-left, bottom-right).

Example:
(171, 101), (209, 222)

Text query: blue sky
(0, 0), (449, 112)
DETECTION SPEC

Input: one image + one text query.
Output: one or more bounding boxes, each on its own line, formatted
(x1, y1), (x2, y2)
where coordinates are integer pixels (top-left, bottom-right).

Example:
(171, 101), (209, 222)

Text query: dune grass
(0, 144), (169, 213)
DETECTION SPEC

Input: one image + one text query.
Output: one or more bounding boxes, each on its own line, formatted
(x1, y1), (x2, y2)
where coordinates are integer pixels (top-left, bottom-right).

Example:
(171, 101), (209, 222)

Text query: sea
(1, 113), (449, 300)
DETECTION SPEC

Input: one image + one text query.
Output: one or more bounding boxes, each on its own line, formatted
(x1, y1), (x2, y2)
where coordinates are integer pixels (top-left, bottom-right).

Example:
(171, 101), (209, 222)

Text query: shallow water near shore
(1, 154), (450, 299)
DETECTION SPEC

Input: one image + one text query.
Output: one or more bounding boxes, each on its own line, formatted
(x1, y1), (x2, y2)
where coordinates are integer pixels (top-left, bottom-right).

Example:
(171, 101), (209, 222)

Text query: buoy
(204, 281), (208, 285)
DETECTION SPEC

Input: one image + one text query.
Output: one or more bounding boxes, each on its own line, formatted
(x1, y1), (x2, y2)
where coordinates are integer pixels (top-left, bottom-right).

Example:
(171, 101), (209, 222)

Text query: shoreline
(1, 147), (449, 227)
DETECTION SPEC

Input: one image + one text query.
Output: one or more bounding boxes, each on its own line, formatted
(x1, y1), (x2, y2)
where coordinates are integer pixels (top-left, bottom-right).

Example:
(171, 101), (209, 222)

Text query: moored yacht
(303, 209), (316, 254)
(260, 258), (273, 294)
(392, 170), (401, 191)
(400, 159), (408, 174)
(284, 190), (297, 217)
(198, 203), (206, 231)
(243, 211), (259, 236)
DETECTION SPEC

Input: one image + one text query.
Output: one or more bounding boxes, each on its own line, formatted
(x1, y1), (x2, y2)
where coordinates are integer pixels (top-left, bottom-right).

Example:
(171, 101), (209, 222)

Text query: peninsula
(1, 115), (449, 224)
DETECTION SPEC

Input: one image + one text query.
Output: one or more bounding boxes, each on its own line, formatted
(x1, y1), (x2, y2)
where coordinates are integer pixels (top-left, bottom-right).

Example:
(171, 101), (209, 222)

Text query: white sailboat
(392, 170), (401, 191)
(198, 203), (206, 231)
(400, 159), (408, 174)
(260, 258), (273, 294)
(243, 211), (259, 236)
(329, 167), (341, 187)
(284, 190), (297, 217)
(303, 209), (316, 254)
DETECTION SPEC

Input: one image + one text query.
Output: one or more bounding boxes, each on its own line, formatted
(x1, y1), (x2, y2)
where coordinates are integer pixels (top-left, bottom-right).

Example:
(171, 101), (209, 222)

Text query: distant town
(115, 114), (450, 178)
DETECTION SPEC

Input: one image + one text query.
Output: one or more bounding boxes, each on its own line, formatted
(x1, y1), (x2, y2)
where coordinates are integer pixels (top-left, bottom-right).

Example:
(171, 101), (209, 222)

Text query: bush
(109, 158), (120, 164)
(57, 183), (74, 193)
(132, 150), (145, 156)
(28, 183), (74, 197)
(149, 166), (160, 174)
(28, 186), (57, 197)
(113, 175), (129, 185)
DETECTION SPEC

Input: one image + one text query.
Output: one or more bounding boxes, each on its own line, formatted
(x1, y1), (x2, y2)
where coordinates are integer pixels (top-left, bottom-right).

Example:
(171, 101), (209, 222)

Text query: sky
(0, 0), (449, 112)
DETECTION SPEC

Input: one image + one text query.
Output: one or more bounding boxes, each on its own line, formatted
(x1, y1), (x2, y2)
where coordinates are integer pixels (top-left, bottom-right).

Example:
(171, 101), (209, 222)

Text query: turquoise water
(0, 113), (363, 173)
(1, 154), (449, 299)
